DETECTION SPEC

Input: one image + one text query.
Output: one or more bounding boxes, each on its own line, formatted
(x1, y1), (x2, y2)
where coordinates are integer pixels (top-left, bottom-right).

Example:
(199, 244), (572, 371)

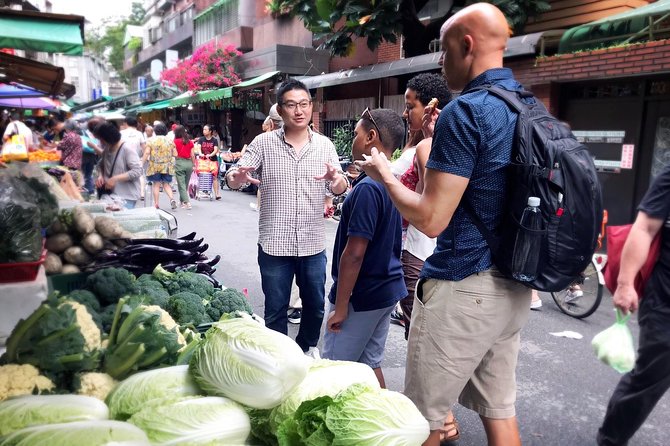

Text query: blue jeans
(81, 152), (97, 195)
(258, 246), (326, 351)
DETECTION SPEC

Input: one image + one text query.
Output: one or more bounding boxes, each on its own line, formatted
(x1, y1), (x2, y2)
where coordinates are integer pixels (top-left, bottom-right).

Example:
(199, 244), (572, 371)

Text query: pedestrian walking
(142, 121), (177, 210)
(197, 124), (221, 200)
(597, 161), (670, 446)
(174, 125), (195, 209)
(358, 4), (533, 445)
(226, 78), (348, 358)
(322, 108), (406, 388)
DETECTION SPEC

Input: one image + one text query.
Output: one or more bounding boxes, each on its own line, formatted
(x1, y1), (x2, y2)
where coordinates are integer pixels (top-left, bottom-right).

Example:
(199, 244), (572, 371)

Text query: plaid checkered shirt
(237, 127), (341, 257)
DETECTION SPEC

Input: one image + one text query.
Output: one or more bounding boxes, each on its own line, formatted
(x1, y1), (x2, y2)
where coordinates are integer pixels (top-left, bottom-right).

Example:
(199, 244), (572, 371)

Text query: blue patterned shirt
(422, 68), (533, 281)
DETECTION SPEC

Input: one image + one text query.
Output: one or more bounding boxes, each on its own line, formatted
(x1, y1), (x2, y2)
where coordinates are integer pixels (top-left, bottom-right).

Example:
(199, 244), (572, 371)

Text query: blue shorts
(147, 173), (173, 183)
(322, 301), (395, 369)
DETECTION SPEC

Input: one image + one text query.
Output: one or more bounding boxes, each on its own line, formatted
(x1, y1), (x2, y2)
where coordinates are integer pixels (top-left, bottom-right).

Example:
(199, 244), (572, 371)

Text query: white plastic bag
(592, 309), (636, 373)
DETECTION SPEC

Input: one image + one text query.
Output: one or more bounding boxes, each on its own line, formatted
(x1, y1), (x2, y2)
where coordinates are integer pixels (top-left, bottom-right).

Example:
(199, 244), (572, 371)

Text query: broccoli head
(166, 292), (211, 327)
(153, 265), (215, 300)
(86, 267), (136, 306)
(134, 281), (170, 309)
(67, 289), (101, 313)
(99, 304), (117, 335)
(207, 288), (253, 321)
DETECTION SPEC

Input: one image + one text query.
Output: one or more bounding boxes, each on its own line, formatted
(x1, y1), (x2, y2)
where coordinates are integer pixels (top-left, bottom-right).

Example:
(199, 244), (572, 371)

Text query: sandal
(170, 200), (177, 210)
(439, 420), (460, 444)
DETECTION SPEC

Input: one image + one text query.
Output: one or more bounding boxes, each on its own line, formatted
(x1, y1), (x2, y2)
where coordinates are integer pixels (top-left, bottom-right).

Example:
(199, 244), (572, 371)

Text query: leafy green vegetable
(189, 313), (309, 409)
(1, 299), (101, 376)
(279, 383), (430, 446)
(167, 292), (211, 326)
(207, 288), (253, 321)
(0, 394), (109, 436)
(106, 365), (201, 421)
(66, 290), (101, 313)
(0, 420), (150, 445)
(270, 359), (380, 438)
(128, 396), (250, 445)
(85, 267), (137, 306)
(99, 304), (117, 334)
(103, 297), (187, 380)
(153, 265), (215, 300)
(134, 276), (170, 309)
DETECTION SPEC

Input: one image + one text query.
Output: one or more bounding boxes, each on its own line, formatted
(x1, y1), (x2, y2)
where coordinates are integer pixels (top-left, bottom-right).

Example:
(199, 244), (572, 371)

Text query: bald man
(358, 4), (532, 446)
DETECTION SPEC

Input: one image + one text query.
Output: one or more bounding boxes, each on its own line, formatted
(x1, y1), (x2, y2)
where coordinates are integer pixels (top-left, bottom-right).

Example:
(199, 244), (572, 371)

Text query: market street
(174, 188), (669, 446)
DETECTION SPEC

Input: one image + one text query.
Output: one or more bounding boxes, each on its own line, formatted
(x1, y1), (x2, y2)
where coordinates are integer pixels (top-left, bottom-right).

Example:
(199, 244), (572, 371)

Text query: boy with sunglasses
(323, 108), (407, 388)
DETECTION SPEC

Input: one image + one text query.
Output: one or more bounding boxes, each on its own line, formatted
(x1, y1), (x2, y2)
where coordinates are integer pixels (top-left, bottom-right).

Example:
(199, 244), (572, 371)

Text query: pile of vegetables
(45, 205), (221, 278)
(0, 163), (58, 264)
(0, 264), (254, 396)
(0, 308), (429, 445)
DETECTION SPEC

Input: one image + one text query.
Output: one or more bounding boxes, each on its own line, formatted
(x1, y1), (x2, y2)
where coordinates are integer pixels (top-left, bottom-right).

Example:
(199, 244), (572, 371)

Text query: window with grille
(194, 0), (239, 47)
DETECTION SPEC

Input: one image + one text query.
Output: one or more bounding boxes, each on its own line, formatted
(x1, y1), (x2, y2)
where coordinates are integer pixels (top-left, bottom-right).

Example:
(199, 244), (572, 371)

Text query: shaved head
(438, 3), (510, 90)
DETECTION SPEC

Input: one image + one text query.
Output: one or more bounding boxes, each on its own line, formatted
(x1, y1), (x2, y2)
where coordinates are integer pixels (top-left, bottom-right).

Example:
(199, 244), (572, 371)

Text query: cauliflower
(0, 364), (55, 401)
(145, 305), (187, 347)
(73, 372), (118, 401)
(59, 300), (102, 351)
(2, 299), (102, 375)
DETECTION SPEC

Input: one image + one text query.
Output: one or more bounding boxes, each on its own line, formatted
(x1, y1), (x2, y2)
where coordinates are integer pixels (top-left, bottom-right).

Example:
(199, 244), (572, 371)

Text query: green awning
(195, 87), (233, 102)
(193, 0), (232, 21)
(234, 71), (280, 89)
(136, 98), (174, 113)
(559, 0), (670, 53)
(0, 10), (84, 55)
(167, 91), (196, 107)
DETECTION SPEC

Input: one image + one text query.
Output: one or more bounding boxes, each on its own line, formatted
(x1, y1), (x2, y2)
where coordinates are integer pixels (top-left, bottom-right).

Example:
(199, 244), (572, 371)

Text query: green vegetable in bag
(591, 310), (636, 373)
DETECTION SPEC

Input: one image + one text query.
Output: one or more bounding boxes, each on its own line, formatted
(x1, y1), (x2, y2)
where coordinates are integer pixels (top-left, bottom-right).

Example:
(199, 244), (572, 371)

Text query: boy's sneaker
(288, 309), (301, 324)
(305, 347), (320, 360)
(390, 309), (405, 327)
(530, 299), (543, 311)
(564, 289), (584, 303)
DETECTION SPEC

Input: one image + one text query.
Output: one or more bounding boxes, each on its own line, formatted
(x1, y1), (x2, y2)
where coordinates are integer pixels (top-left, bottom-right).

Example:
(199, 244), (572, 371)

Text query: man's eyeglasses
(361, 107), (383, 143)
(281, 100), (312, 111)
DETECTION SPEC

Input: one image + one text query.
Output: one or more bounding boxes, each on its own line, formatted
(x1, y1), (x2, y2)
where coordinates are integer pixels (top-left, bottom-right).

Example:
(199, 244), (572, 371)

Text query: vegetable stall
(0, 164), (431, 445)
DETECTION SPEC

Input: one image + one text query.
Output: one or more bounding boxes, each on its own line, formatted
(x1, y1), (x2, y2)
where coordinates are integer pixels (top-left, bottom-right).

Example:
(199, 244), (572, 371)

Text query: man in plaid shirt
(226, 79), (348, 357)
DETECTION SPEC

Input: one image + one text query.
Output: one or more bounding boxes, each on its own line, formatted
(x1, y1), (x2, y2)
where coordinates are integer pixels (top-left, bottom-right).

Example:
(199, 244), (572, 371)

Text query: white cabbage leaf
(0, 420), (150, 446)
(105, 365), (201, 420)
(189, 314), (309, 409)
(128, 396), (250, 445)
(0, 394), (109, 436)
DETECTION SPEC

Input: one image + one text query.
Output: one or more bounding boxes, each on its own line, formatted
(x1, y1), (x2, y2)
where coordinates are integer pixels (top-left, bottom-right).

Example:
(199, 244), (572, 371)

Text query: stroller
(193, 155), (218, 201)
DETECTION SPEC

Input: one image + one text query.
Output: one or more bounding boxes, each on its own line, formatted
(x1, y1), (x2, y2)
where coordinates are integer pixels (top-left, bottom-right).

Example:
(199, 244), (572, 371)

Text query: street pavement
(164, 188), (669, 446)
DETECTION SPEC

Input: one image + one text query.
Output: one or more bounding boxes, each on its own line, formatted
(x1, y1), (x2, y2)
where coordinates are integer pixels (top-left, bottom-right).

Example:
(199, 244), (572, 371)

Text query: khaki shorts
(404, 269), (531, 430)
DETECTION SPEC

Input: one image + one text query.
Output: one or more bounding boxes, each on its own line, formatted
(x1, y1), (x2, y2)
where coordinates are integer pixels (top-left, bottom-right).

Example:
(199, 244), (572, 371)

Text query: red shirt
(175, 139), (194, 159)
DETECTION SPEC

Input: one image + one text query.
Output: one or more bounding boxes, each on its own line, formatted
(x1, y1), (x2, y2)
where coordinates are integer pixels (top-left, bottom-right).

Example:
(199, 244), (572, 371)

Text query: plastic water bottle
(512, 197), (543, 282)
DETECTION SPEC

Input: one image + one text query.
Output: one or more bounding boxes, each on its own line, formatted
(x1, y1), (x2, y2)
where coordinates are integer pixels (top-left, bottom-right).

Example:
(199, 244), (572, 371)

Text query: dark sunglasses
(361, 107), (383, 143)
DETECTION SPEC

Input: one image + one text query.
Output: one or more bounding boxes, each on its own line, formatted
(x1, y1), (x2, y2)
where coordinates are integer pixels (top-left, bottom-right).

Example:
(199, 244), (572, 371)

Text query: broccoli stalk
(103, 297), (187, 380)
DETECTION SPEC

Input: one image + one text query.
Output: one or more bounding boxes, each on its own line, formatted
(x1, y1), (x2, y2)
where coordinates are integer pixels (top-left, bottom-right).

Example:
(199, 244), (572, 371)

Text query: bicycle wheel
(551, 262), (603, 319)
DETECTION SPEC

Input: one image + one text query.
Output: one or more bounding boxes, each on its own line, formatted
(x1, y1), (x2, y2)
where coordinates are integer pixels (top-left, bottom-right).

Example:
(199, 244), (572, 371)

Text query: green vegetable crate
(47, 272), (89, 294)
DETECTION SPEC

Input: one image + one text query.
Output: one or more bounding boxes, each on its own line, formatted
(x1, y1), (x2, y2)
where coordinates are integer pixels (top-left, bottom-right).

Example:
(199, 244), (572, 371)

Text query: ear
(463, 35), (474, 56)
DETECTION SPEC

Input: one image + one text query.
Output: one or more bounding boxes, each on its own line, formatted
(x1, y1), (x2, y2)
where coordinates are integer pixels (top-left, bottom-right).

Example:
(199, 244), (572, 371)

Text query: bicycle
(550, 210), (608, 319)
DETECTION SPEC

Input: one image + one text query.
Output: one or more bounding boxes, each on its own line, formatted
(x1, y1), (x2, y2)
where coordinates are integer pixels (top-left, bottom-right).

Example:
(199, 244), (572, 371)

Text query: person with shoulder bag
(94, 121), (143, 209)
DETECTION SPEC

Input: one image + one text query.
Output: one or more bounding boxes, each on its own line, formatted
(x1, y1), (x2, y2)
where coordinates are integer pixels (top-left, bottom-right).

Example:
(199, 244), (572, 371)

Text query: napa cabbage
(189, 314), (309, 409)
(105, 365), (201, 420)
(0, 420), (149, 446)
(0, 394), (109, 436)
(128, 396), (250, 445)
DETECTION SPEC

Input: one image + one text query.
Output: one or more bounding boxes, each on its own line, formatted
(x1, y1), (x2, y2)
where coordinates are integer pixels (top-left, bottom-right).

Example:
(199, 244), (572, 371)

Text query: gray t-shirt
(98, 142), (143, 201)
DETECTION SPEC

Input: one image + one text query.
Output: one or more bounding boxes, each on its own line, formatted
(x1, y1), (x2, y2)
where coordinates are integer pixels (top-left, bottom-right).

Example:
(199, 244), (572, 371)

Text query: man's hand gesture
(355, 147), (390, 183)
(314, 162), (340, 182)
(229, 166), (260, 186)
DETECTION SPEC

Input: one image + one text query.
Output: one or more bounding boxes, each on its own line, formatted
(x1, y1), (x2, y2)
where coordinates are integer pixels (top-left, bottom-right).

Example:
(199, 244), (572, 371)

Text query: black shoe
(390, 309), (405, 327)
(288, 309), (302, 324)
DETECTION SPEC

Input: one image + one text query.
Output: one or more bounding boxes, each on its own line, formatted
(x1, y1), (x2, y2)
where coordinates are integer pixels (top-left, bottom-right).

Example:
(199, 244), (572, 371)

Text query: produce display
(0, 221), (430, 445)
(27, 150), (61, 163)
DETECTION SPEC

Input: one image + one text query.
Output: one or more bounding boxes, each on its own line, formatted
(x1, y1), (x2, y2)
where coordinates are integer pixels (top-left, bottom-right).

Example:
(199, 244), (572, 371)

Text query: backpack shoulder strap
(461, 198), (499, 252)
(469, 85), (540, 114)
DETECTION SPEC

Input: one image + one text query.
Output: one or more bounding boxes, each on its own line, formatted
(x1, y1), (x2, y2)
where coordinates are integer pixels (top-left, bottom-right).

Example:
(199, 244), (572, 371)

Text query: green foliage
(284, 0), (551, 56)
(85, 1), (145, 86)
(331, 122), (354, 159)
(127, 36), (142, 53)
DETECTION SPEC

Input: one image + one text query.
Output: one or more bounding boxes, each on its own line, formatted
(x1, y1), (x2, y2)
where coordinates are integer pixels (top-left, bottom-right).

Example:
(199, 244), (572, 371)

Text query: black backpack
(463, 86), (603, 292)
